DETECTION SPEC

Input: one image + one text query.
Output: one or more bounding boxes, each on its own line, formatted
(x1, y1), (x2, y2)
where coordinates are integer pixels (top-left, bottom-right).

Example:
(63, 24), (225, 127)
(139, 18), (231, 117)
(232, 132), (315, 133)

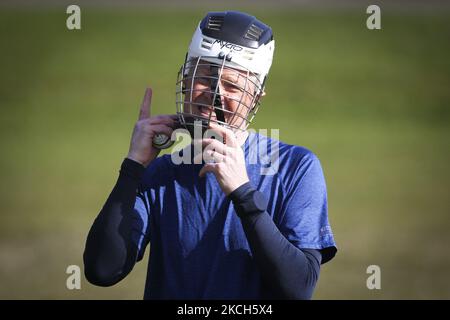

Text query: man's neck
(236, 130), (249, 147)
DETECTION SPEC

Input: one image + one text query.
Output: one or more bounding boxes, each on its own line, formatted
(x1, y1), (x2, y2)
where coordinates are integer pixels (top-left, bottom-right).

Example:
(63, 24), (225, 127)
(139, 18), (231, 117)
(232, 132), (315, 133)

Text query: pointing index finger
(138, 87), (152, 120)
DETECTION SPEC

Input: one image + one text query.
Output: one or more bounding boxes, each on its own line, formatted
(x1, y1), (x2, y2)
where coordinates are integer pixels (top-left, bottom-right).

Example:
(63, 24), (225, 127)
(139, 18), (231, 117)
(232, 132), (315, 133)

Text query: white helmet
(175, 11), (275, 137)
(187, 11), (275, 86)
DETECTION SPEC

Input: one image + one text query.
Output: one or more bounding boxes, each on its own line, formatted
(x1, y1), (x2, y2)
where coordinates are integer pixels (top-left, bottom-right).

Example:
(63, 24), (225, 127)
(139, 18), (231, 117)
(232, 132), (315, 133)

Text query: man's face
(182, 60), (260, 130)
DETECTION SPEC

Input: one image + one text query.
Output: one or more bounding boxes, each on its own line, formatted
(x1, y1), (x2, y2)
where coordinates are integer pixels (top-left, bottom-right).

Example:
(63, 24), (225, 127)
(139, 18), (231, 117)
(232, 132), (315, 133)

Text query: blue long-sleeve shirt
(84, 132), (337, 299)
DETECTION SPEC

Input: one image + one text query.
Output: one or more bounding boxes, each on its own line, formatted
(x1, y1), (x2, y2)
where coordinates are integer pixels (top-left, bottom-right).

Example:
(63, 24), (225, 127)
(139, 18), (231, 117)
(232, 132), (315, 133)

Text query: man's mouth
(197, 105), (216, 118)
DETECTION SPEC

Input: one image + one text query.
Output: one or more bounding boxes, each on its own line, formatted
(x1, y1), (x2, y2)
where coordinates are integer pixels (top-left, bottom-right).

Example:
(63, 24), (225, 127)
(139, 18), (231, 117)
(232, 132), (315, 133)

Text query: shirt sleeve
(132, 155), (170, 261)
(133, 189), (151, 261)
(230, 182), (322, 299)
(278, 151), (337, 264)
(83, 158), (148, 286)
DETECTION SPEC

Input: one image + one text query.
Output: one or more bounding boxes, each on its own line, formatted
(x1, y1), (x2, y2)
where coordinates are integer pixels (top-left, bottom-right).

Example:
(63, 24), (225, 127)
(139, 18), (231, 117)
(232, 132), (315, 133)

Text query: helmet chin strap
(209, 64), (226, 125)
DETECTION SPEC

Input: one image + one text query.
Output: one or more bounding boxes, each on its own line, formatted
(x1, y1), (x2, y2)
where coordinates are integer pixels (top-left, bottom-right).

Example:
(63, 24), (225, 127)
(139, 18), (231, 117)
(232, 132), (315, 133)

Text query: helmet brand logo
(213, 40), (243, 52)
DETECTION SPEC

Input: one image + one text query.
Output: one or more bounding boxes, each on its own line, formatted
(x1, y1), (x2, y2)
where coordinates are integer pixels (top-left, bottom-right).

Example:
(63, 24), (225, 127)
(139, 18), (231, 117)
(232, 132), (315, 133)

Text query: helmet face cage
(176, 56), (264, 134)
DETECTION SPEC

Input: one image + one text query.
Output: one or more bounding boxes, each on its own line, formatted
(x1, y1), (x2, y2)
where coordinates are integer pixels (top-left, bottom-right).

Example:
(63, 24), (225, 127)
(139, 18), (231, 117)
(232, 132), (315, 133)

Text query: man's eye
(224, 82), (243, 92)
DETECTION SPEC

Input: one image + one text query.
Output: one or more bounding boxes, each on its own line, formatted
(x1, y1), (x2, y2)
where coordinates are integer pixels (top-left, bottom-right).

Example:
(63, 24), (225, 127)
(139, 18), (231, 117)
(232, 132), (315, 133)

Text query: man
(84, 11), (337, 299)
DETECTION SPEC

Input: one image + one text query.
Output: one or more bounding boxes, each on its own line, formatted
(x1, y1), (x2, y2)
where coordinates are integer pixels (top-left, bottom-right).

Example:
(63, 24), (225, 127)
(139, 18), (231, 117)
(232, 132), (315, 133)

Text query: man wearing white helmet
(84, 11), (337, 299)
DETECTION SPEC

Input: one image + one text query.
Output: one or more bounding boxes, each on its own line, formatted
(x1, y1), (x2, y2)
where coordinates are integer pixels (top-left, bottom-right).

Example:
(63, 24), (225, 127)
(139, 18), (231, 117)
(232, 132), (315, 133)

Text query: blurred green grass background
(0, 6), (449, 299)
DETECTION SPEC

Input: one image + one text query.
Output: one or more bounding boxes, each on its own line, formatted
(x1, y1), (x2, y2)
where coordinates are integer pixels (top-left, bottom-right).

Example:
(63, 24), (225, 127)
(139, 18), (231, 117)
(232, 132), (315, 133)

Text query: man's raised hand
(127, 88), (177, 167)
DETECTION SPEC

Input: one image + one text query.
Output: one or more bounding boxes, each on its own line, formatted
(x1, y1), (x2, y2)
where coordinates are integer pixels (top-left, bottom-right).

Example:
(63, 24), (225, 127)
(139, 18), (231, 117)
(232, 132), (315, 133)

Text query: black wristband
(120, 158), (145, 181)
(229, 182), (268, 218)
